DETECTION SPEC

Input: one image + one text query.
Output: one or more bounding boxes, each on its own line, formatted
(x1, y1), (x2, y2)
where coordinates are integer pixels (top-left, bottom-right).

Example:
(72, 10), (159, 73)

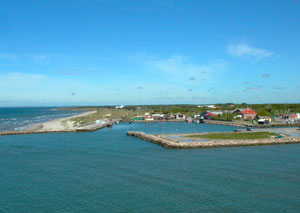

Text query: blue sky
(0, 0), (299, 106)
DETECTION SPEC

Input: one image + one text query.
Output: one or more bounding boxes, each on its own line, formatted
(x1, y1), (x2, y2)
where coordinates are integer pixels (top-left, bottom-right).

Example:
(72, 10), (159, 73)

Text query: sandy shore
(25, 111), (96, 131)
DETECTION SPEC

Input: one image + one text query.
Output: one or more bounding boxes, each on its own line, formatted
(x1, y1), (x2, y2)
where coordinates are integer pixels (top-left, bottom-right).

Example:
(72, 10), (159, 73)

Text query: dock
(0, 119), (121, 136)
(127, 131), (300, 149)
(204, 120), (300, 128)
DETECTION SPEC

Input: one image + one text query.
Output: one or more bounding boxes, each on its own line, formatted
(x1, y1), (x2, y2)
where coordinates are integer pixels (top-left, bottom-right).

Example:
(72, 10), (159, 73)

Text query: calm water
(0, 107), (83, 131)
(1, 122), (300, 212)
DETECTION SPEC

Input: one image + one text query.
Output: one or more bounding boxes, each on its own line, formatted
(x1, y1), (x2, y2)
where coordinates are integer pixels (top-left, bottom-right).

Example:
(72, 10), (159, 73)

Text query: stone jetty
(204, 119), (300, 128)
(127, 131), (300, 149)
(0, 123), (111, 136)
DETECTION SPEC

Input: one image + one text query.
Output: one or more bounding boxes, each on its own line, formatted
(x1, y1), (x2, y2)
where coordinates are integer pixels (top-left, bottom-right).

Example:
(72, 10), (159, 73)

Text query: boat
(186, 118), (193, 123)
(200, 117), (204, 123)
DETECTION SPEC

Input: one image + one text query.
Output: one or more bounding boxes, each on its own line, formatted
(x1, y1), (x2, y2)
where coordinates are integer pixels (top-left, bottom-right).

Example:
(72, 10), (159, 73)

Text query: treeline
(67, 103), (300, 117)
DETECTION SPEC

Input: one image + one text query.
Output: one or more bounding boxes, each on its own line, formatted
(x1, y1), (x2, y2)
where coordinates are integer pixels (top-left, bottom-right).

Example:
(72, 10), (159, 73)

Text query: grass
(70, 108), (140, 125)
(185, 132), (280, 140)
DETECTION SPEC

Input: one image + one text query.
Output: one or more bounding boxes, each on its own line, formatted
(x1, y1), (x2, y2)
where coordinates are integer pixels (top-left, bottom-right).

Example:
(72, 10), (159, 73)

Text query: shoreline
(0, 110), (98, 135)
(127, 130), (300, 149)
(25, 110), (96, 131)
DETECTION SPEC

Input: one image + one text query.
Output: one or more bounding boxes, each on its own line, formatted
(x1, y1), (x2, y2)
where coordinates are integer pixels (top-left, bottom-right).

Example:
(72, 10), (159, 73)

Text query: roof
(205, 113), (213, 117)
(258, 116), (271, 119)
(241, 109), (257, 114)
(258, 119), (267, 122)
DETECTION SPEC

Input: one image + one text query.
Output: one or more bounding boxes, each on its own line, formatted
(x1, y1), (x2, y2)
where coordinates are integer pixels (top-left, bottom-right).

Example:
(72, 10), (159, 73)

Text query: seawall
(0, 123), (108, 136)
(127, 131), (300, 149)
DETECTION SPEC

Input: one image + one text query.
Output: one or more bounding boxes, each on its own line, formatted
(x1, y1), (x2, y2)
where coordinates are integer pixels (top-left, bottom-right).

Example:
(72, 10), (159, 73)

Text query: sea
(0, 107), (84, 131)
(1, 108), (300, 212)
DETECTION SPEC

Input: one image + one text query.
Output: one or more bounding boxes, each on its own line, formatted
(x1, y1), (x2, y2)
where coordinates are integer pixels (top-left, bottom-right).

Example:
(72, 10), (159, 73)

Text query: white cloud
(131, 53), (229, 82)
(153, 55), (211, 74)
(227, 43), (274, 60)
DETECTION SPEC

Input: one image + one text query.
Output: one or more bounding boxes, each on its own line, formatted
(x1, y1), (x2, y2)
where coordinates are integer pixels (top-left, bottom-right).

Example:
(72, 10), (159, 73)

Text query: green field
(69, 108), (139, 125)
(185, 132), (280, 140)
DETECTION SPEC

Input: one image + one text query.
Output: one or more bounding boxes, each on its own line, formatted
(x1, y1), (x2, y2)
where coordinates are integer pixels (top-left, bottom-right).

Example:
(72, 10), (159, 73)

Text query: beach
(0, 110), (98, 135)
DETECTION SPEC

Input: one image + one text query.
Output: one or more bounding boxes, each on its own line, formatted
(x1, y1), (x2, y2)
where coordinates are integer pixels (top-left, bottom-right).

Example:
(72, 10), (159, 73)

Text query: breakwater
(205, 120), (300, 128)
(204, 120), (247, 127)
(0, 123), (108, 136)
(127, 131), (300, 149)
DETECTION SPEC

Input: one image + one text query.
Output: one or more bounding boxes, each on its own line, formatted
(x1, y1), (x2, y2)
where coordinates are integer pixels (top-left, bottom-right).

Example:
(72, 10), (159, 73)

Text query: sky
(0, 0), (299, 106)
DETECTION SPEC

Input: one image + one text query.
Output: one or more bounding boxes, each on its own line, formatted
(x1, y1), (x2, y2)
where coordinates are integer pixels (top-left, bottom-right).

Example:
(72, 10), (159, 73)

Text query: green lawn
(185, 132), (280, 140)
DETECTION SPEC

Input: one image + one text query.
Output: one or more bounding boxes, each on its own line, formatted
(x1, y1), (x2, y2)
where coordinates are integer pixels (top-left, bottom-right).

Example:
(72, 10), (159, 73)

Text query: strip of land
(185, 132), (279, 140)
(127, 129), (300, 149)
(0, 111), (118, 135)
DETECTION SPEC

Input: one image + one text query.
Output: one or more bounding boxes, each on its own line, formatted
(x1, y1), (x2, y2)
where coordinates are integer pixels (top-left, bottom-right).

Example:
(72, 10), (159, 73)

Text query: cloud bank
(227, 43), (274, 60)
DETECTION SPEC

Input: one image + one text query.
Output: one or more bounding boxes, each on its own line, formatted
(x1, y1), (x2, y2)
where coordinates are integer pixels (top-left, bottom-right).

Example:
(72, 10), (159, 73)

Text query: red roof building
(240, 109), (257, 119)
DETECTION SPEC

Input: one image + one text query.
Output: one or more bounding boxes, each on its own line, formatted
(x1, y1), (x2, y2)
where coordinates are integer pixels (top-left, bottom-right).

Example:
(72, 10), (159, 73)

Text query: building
(152, 114), (164, 120)
(200, 112), (214, 119)
(290, 113), (300, 121)
(240, 109), (257, 119)
(208, 110), (223, 116)
(175, 113), (186, 120)
(144, 115), (154, 121)
(257, 119), (270, 125)
(232, 108), (247, 114)
(258, 116), (272, 123)
(207, 105), (217, 109)
(115, 105), (125, 109)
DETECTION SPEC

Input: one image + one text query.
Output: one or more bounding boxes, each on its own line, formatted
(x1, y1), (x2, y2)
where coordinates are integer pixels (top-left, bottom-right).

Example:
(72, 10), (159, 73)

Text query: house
(232, 108), (247, 114)
(152, 114), (164, 120)
(144, 115), (154, 121)
(193, 114), (201, 119)
(200, 112), (214, 119)
(115, 105), (125, 109)
(240, 109), (257, 119)
(175, 113), (186, 120)
(289, 113), (300, 121)
(258, 119), (270, 125)
(258, 116), (272, 123)
(208, 110), (223, 116)
(207, 105), (217, 109)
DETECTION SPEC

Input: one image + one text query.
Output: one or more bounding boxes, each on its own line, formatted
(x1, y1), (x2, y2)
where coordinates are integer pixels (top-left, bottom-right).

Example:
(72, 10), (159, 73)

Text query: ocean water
(0, 107), (83, 131)
(1, 122), (300, 212)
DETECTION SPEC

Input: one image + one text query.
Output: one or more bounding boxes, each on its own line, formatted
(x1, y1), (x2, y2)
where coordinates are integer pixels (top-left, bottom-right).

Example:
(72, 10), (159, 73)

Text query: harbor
(127, 128), (300, 149)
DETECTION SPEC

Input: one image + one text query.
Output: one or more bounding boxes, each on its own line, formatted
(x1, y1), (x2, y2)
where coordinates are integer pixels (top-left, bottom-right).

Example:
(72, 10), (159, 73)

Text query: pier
(204, 120), (300, 128)
(0, 119), (121, 136)
(127, 131), (300, 149)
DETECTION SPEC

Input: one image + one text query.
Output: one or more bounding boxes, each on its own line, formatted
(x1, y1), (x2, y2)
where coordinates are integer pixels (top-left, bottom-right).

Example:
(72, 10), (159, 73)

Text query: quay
(0, 120), (120, 136)
(0, 124), (106, 135)
(127, 131), (300, 149)
(203, 120), (300, 128)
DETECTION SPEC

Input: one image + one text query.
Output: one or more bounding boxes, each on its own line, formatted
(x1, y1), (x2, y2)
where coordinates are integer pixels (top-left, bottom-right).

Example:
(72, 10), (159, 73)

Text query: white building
(175, 113), (186, 120)
(208, 110), (223, 115)
(207, 105), (217, 109)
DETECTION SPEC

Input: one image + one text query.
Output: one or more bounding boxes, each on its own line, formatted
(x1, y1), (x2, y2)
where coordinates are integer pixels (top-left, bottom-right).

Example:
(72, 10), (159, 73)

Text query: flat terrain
(185, 132), (279, 140)
(69, 108), (141, 124)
